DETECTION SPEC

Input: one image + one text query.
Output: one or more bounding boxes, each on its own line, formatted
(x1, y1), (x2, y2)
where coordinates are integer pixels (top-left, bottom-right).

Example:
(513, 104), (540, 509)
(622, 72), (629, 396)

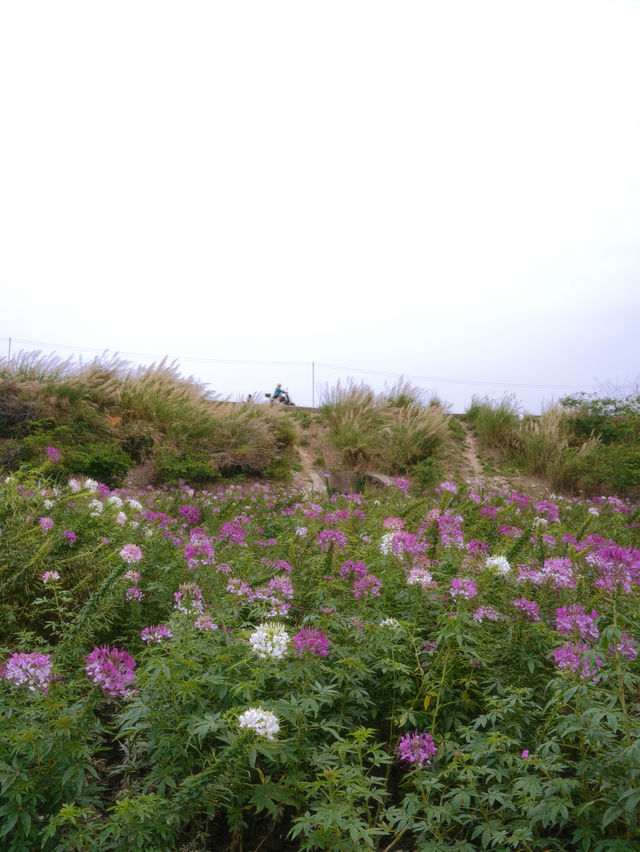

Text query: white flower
(127, 499), (143, 511)
(379, 532), (395, 555)
(380, 617), (399, 629)
(68, 478), (82, 492)
(486, 555), (511, 575)
(116, 512), (127, 526)
(295, 526), (308, 538)
(84, 478), (99, 491)
(249, 623), (289, 659)
(108, 495), (124, 507)
(88, 499), (103, 516)
(588, 507), (600, 517)
(238, 707), (280, 740)
(532, 516), (548, 528)
(407, 568), (435, 589)
(43, 499), (54, 509)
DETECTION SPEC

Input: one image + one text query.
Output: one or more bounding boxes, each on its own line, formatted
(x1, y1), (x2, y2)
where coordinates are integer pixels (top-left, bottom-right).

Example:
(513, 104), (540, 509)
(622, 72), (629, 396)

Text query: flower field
(1, 465), (640, 851)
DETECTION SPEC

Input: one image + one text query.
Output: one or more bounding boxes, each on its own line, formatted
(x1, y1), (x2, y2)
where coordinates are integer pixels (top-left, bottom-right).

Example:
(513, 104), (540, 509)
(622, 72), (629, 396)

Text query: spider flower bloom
(1, 652), (54, 693)
(553, 641), (602, 681)
(317, 529), (347, 551)
(292, 627), (330, 657)
(513, 597), (540, 622)
(608, 633), (638, 661)
(194, 614), (218, 631)
(141, 624), (173, 643)
(41, 570), (60, 583)
(125, 587), (144, 601)
(397, 731), (438, 768)
(449, 577), (478, 600)
(174, 582), (205, 614)
(238, 707), (280, 740)
(85, 645), (136, 697)
(407, 568), (436, 590)
(119, 544), (143, 564)
(46, 446), (62, 463)
(39, 517), (54, 532)
(63, 529), (77, 545)
(486, 555), (511, 575)
(472, 606), (501, 623)
(555, 605), (599, 641)
(178, 504), (201, 525)
(249, 622), (289, 659)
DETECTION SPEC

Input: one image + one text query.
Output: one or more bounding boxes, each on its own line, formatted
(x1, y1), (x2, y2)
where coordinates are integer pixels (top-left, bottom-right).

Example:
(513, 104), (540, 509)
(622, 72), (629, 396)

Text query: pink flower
(292, 627), (330, 657)
(39, 517), (54, 532)
(41, 570), (60, 584)
(119, 544), (142, 564)
(513, 597), (540, 622)
(449, 577), (478, 600)
(141, 624), (173, 643)
(397, 731), (438, 768)
(1, 652), (54, 693)
(85, 645), (136, 697)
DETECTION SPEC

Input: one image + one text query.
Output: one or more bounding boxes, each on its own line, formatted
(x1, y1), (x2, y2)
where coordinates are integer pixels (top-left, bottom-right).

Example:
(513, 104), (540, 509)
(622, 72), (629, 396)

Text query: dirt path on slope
(457, 420), (552, 498)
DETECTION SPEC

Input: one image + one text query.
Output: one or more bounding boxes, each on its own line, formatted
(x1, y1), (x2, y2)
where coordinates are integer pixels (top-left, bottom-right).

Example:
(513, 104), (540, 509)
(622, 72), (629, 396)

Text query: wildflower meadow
(1, 462), (640, 850)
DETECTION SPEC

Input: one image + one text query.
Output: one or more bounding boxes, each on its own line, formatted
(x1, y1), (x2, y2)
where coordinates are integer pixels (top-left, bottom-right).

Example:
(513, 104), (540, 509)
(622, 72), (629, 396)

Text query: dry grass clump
(319, 378), (450, 472)
(0, 353), (295, 485)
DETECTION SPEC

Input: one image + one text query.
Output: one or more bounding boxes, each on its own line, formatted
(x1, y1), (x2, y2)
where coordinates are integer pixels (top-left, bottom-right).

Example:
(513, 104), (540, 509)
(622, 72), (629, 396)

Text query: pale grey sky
(1, 0), (639, 412)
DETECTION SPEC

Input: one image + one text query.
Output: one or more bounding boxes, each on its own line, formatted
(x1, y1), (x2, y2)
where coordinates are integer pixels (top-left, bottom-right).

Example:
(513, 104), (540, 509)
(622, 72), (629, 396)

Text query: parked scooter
(265, 389), (295, 406)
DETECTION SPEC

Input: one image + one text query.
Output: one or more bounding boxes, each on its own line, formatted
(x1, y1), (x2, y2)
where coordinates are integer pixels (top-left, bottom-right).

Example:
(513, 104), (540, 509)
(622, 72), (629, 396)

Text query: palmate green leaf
(602, 805), (623, 830)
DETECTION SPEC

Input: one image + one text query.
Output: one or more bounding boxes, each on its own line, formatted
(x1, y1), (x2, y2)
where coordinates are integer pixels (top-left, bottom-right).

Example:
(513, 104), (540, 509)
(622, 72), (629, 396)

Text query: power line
(1, 335), (596, 391)
(316, 362), (593, 391)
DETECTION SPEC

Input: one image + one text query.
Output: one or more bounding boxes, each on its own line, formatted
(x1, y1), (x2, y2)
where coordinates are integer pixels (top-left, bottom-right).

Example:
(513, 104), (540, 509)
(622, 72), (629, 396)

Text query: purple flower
(553, 641), (602, 681)
(46, 446), (62, 463)
(1, 652), (54, 693)
(513, 597), (540, 622)
(472, 606), (501, 623)
(555, 605), (599, 641)
(141, 624), (173, 643)
(317, 529), (348, 551)
(63, 529), (77, 545)
(394, 477), (410, 493)
(397, 731), (438, 768)
(521, 750), (530, 759)
(608, 633), (637, 661)
(178, 504), (201, 525)
(438, 514), (464, 548)
(85, 645), (136, 697)
(39, 516), (54, 532)
(41, 570), (60, 584)
(194, 614), (218, 631)
(218, 521), (248, 546)
(352, 573), (382, 599)
(292, 627), (330, 657)
(449, 577), (478, 600)
(125, 586), (144, 601)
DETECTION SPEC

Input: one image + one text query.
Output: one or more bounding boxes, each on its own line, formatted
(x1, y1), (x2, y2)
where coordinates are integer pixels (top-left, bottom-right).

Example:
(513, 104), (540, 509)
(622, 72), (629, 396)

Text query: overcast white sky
(1, 0), (639, 412)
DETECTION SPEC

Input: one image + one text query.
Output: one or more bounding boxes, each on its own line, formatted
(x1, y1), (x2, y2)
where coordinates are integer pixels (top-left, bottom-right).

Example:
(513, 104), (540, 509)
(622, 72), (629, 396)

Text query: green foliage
(1, 422), (640, 849)
(154, 447), (217, 486)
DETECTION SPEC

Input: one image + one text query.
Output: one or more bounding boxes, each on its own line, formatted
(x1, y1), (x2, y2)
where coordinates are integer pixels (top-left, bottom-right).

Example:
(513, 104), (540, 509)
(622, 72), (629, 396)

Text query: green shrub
(155, 448), (217, 486)
(62, 443), (134, 488)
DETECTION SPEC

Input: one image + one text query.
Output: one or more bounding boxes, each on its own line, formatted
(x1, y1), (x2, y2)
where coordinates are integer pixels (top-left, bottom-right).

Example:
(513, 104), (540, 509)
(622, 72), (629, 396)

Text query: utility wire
(1, 335), (596, 391)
